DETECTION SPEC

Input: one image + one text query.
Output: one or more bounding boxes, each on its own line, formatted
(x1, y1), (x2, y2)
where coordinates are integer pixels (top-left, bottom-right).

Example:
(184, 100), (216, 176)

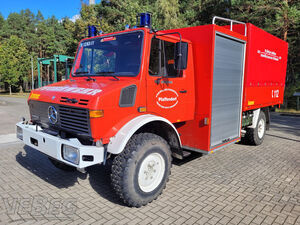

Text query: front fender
(107, 114), (181, 154)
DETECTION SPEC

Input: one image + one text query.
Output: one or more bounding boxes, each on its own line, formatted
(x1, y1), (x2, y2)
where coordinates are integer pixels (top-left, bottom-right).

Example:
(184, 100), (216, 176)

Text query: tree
(0, 1), (297, 104)
(153, 0), (185, 29)
(96, 0), (184, 31)
(230, 0), (300, 108)
(0, 13), (4, 29)
(0, 13), (4, 42)
(0, 36), (30, 94)
(179, 0), (231, 26)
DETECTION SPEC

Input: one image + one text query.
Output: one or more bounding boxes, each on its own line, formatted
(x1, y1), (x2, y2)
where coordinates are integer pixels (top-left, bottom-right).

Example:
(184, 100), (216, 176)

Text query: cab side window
(149, 38), (179, 77)
(149, 38), (161, 76)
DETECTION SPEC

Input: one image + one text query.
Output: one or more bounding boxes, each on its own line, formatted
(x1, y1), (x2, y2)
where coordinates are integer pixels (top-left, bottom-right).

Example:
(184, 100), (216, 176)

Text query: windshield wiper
(73, 71), (96, 81)
(74, 71), (89, 75)
(85, 76), (96, 81)
(95, 72), (120, 81)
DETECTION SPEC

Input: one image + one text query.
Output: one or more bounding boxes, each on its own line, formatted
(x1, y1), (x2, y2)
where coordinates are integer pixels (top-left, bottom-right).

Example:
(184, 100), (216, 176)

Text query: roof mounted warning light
(137, 13), (152, 29)
(88, 25), (98, 37)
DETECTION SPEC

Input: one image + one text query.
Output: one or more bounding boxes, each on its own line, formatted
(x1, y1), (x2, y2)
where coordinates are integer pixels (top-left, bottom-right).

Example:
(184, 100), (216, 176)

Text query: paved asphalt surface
(0, 97), (29, 135)
(0, 96), (299, 224)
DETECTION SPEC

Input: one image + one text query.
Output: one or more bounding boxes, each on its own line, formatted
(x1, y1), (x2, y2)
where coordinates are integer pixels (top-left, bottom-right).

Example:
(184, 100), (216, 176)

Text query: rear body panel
(242, 24), (288, 111)
(226, 23), (288, 110)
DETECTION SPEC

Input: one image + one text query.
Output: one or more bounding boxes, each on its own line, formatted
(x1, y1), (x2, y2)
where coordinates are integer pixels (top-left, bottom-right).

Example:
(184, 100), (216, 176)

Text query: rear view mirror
(175, 42), (188, 70)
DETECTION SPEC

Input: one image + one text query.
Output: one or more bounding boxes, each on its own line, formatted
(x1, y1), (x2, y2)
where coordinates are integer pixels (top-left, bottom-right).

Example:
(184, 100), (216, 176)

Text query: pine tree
(230, 0), (300, 108)
(0, 36), (30, 94)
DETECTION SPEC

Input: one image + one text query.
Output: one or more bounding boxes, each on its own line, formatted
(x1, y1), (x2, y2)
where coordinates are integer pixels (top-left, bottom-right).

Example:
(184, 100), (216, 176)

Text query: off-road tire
(245, 111), (266, 145)
(111, 133), (172, 207)
(48, 157), (76, 172)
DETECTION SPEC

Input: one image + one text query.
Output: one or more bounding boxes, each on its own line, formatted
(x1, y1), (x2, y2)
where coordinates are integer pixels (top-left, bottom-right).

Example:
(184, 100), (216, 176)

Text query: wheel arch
(107, 114), (182, 155)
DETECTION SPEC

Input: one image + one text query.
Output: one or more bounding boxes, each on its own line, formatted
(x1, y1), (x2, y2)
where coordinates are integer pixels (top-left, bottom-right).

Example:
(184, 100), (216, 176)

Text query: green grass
(0, 92), (30, 98)
(275, 108), (300, 114)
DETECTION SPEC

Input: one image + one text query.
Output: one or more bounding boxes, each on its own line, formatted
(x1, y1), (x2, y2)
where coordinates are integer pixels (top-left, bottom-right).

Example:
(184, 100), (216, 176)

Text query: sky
(0, 0), (100, 21)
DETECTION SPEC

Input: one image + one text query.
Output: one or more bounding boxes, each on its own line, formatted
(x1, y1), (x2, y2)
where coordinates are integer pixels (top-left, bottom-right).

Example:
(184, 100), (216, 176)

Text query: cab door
(146, 37), (194, 123)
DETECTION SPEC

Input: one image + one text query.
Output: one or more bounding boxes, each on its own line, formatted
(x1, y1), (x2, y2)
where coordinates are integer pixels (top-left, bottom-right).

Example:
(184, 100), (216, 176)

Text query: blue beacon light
(88, 25), (98, 37)
(138, 13), (152, 28)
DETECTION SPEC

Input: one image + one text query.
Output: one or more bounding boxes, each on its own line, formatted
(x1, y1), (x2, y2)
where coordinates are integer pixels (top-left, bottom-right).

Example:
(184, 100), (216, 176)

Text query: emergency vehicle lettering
(40, 86), (102, 95)
(82, 41), (95, 47)
(272, 89), (279, 98)
(156, 89), (178, 109)
(257, 49), (282, 61)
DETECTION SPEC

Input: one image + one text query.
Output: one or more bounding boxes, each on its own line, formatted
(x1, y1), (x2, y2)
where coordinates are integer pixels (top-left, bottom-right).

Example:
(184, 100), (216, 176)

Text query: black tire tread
(244, 127), (255, 145)
(111, 133), (171, 207)
(245, 111), (266, 146)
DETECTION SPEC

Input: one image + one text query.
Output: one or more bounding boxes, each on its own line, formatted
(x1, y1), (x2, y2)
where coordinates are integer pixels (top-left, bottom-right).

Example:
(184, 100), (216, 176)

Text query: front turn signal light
(89, 110), (104, 118)
(138, 106), (147, 113)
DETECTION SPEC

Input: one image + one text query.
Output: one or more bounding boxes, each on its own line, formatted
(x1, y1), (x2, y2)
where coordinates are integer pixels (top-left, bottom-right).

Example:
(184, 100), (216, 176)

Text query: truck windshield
(72, 31), (144, 77)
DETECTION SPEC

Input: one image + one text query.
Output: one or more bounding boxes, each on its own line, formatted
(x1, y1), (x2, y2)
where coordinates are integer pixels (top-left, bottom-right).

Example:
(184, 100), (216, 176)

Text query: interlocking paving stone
(0, 113), (299, 224)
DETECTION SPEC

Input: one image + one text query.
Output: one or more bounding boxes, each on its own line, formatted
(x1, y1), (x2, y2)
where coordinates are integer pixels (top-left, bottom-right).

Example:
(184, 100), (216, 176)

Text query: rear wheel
(48, 157), (76, 172)
(111, 133), (172, 207)
(245, 111), (266, 145)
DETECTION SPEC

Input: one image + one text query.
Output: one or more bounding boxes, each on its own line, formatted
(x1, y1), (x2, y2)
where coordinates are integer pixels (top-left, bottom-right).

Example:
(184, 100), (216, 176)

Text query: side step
(171, 149), (192, 160)
(182, 150), (192, 158)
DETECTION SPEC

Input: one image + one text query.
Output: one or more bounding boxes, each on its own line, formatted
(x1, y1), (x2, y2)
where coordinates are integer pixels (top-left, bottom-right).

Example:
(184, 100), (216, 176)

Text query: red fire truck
(16, 14), (288, 207)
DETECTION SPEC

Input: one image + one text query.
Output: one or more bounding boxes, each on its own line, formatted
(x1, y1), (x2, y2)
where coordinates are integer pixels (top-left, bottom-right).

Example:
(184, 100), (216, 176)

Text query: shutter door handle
(179, 90), (187, 93)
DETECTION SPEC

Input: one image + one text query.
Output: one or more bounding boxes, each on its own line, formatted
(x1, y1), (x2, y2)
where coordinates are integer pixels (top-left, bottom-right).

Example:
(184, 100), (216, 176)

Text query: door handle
(179, 90), (187, 93)
(155, 78), (161, 84)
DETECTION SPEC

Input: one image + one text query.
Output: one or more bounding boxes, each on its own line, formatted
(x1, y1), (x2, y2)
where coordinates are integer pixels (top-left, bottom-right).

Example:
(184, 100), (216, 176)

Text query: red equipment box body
(167, 23), (288, 153)
(241, 24), (288, 111)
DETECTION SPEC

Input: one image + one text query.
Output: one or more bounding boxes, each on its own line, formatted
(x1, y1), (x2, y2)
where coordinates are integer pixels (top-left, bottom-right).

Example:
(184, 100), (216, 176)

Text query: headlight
(16, 126), (23, 140)
(62, 145), (79, 165)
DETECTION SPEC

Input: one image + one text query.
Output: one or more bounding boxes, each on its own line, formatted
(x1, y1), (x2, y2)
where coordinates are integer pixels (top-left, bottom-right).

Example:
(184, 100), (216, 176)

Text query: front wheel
(111, 133), (172, 207)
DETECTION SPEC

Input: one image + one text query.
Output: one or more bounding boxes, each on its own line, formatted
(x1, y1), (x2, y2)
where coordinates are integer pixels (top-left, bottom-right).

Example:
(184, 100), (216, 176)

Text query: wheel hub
(138, 153), (165, 193)
(257, 118), (265, 139)
(143, 161), (157, 180)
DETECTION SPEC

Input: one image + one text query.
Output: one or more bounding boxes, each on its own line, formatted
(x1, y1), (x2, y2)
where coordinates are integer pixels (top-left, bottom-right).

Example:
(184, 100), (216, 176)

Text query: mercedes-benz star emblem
(48, 106), (58, 124)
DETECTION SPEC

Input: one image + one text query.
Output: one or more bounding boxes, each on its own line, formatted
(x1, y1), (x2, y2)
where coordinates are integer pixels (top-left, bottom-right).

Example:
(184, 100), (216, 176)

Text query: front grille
(60, 97), (89, 106)
(59, 105), (90, 135)
(79, 99), (89, 105)
(29, 100), (91, 137)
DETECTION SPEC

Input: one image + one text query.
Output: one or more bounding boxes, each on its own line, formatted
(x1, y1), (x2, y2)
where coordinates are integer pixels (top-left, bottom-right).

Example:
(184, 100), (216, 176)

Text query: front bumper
(16, 122), (104, 168)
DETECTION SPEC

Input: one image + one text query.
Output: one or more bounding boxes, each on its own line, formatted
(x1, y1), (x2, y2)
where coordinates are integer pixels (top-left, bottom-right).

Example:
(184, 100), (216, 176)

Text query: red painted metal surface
(166, 25), (248, 152)
(28, 22), (288, 153)
(165, 24), (287, 152)
(242, 24), (288, 111)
